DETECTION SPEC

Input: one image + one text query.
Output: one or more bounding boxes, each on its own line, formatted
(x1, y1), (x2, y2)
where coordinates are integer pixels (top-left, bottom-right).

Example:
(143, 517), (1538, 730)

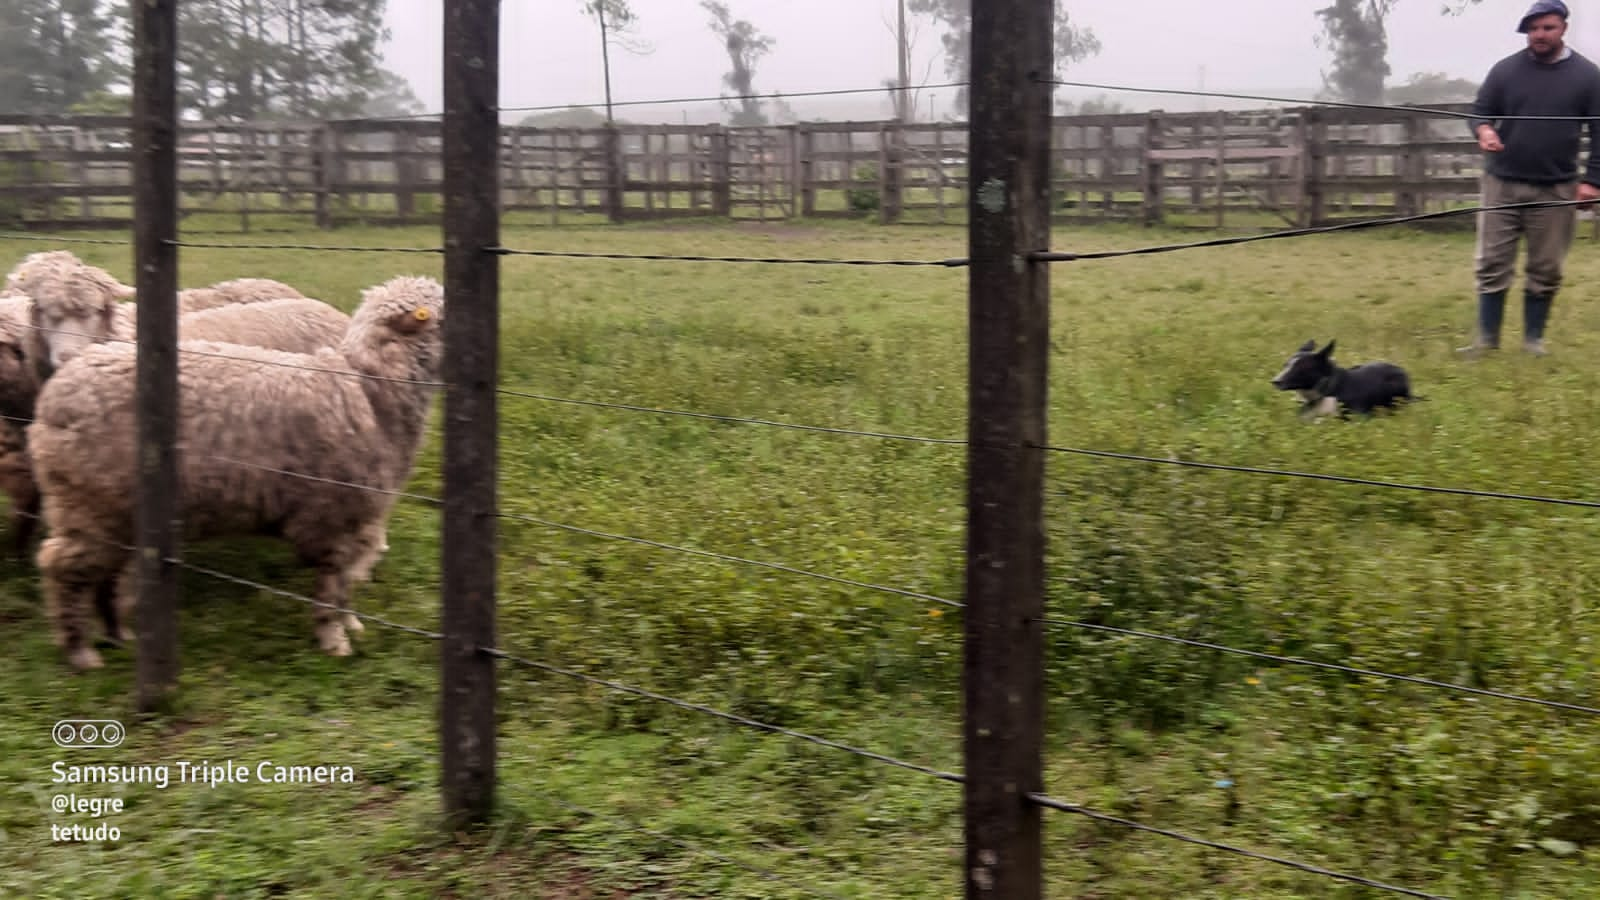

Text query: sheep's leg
(38, 534), (122, 670)
(10, 487), (37, 560)
(312, 568), (353, 656)
(10, 510), (34, 561)
(339, 519), (392, 629)
(99, 556), (138, 645)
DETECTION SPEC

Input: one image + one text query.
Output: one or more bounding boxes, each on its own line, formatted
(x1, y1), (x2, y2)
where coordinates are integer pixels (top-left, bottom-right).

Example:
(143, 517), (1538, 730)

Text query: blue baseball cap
(1518, 0), (1570, 33)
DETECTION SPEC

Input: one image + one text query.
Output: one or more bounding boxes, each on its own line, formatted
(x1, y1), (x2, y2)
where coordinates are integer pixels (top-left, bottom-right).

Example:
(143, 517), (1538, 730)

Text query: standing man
(1464, 0), (1600, 356)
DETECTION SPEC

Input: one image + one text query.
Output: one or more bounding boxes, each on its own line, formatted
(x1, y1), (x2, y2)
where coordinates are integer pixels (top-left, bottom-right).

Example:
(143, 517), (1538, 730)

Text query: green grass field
(0, 217), (1596, 898)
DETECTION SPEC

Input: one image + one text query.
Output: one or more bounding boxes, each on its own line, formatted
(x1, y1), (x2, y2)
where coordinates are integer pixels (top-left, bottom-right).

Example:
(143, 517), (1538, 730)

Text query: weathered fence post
(313, 123), (335, 229)
(394, 126), (417, 221)
(1400, 113), (1425, 217)
(880, 121), (904, 224)
(440, 0), (499, 827)
(131, 0), (181, 712)
(710, 126), (732, 217)
(798, 125), (816, 217)
(965, 0), (1051, 895)
(604, 122), (624, 223)
(1298, 106), (1327, 227)
(1098, 124), (1114, 214)
(1142, 110), (1165, 226)
(1190, 117), (1205, 208)
(1214, 109), (1227, 229)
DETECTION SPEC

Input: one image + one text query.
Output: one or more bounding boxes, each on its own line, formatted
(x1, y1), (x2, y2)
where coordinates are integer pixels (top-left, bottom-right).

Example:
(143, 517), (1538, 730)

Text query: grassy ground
(0, 217), (1597, 898)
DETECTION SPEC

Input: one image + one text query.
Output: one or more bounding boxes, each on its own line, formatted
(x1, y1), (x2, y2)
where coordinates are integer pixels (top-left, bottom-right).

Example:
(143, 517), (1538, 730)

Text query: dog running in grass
(1270, 339), (1414, 419)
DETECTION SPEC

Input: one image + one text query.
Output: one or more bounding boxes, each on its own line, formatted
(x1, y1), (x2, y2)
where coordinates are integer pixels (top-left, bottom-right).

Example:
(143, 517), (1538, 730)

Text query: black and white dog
(1271, 339), (1413, 418)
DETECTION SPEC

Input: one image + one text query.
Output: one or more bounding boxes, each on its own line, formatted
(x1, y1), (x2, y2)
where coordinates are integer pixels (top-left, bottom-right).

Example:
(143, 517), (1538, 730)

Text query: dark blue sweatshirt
(1469, 48), (1600, 186)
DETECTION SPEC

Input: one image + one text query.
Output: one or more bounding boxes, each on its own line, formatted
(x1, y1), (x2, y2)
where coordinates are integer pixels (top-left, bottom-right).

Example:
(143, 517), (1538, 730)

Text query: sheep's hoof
(67, 646), (104, 671)
(316, 622), (352, 657)
(341, 612), (365, 634)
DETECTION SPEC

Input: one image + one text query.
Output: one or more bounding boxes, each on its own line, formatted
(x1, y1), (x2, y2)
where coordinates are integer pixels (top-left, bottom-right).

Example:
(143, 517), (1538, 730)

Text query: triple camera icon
(53, 720), (126, 749)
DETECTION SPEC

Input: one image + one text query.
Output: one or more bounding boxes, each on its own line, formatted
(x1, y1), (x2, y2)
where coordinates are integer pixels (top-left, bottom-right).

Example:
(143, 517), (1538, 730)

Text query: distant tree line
(0, 0), (423, 120)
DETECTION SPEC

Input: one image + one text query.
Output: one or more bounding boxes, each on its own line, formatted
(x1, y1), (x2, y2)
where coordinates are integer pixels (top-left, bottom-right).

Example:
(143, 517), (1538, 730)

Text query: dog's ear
(1318, 339), (1336, 358)
(1298, 339), (1316, 352)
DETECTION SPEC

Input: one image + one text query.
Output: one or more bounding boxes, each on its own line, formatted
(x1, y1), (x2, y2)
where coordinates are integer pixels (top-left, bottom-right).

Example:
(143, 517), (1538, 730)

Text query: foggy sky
(380, 0), (1600, 121)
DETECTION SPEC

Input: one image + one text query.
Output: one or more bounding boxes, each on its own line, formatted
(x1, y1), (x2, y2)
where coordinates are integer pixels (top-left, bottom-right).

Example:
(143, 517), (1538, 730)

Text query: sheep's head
(0, 298), (36, 421)
(344, 275), (446, 380)
(8, 251), (127, 376)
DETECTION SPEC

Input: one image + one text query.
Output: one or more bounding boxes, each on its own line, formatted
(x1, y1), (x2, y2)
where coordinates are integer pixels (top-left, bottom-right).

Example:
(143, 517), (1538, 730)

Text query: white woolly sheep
(30, 275), (444, 670)
(169, 276), (308, 312)
(6, 295), (355, 645)
(7, 250), (308, 374)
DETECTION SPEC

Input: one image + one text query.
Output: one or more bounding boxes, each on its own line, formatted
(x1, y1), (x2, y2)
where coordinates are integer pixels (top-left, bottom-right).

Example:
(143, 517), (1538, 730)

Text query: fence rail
(0, 102), (1516, 231)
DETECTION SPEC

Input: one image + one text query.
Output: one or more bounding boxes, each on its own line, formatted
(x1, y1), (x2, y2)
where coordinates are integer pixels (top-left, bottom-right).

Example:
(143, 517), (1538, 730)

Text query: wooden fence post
(965, 0), (1051, 895)
(798, 125), (816, 217)
(1400, 114), (1425, 217)
(880, 121), (904, 224)
(1214, 109), (1227, 229)
(440, 0), (500, 827)
(314, 123), (335, 229)
(131, 0), (180, 712)
(710, 126), (732, 217)
(1142, 110), (1165, 226)
(604, 122), (624, 223)
(395, 126), (417, 221)
(1298, 107), (1326, 227)
(1190, 117), (1204, 208)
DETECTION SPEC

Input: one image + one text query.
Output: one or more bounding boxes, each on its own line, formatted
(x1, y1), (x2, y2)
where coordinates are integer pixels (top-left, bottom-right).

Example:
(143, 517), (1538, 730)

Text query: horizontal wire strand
(1044, 618), (1600, 716)
(1043, 443), (1600, 510)
(1027, 792), (1448, 900)
(536, 792), (853, 900)
(486, 245), (968, 267)
(485, 645), (962, 784)
(164, 238), (443, 254)
(497, 81), (972, 118)
(494, 509), (961, 609)
(0, 232), (131, 245)
(1040, 76), (1581, 122)
(1033, 200), (1590, 263)
(18, 322), (445, 387)
(494, 388), (966, 444)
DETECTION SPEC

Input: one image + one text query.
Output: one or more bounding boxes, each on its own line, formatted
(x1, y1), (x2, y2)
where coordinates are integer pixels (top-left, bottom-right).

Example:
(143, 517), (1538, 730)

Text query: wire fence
(5, 202), (1589, 898)
(6, 19), (1597, 897)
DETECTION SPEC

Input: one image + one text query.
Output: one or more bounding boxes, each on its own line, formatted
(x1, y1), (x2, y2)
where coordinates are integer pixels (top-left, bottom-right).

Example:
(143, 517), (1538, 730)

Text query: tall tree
(702, 1), (773, 127)
(1314, 1), (1496, 105)
(1314, 0), (1394, 104)
(584, 1), (651, 122)
(0, 0), (124, 113)
(905, 0), (1100, 113)
(176, 0), (393, 120)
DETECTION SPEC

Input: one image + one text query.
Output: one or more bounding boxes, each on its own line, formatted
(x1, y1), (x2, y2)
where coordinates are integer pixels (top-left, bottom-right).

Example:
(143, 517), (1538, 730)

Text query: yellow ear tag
(413, 308), (431, 321)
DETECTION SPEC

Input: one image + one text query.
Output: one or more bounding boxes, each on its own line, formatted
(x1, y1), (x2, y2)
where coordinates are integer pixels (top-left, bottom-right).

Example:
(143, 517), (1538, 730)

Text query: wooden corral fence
(0, 103), (1510, 231)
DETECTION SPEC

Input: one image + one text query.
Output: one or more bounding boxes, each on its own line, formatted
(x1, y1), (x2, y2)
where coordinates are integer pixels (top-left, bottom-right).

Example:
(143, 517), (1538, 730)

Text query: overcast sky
(380, 0), (1600, 121)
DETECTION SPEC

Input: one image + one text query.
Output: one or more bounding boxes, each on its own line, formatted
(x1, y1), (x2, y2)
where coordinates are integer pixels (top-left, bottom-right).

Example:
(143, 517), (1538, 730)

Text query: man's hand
(1477, 124), (1504, 152)
(1578, 181), (1600, 210)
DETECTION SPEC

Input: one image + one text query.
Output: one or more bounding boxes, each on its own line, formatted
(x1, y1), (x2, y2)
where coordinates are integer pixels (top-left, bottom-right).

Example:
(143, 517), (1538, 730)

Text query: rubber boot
(1523, 289), (1554, 356)
(1458, 289), (1506, 354)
